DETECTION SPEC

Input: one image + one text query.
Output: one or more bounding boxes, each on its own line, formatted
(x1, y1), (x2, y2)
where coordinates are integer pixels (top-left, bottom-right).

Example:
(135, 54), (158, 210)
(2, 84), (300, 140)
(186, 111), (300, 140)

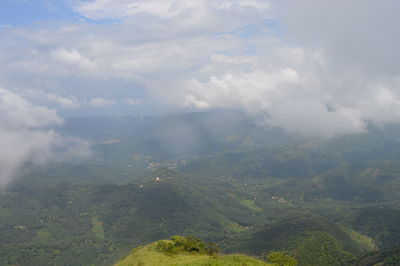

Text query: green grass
(115, 241), (270, 266)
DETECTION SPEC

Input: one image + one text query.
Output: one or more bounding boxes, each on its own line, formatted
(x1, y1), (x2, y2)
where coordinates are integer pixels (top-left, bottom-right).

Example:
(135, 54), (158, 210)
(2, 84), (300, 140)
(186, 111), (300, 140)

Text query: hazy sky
(1, 0), (400, 136)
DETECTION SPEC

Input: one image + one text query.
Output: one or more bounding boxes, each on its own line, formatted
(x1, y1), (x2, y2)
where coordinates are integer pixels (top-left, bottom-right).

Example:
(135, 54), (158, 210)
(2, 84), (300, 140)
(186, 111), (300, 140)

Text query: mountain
(3, 110), (400, 265)
(61, 110), (299, 160)
(1, 168), (377, 265)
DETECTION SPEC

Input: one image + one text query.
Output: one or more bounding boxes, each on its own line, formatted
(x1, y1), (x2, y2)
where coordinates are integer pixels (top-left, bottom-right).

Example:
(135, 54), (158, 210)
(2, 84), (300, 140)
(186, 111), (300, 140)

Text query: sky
(1, 0), (400, 184)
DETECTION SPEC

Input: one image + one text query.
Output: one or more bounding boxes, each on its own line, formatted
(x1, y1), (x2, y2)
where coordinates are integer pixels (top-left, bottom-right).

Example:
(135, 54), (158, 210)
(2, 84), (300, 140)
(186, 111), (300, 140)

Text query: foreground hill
(115, 236), (275, 266)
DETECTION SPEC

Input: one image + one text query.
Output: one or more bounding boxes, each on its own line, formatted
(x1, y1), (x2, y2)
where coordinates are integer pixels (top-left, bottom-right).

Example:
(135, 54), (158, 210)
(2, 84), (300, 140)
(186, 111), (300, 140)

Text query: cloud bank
(1, 0), (400, 137)
(0, 87), (91, 187)
(89, 97), (116, 107)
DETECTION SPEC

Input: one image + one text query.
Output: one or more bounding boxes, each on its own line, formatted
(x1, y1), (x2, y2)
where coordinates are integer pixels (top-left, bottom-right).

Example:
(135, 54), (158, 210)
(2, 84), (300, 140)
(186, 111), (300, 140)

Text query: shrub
(267, 252), (298, 266)
(206, 242), (221, 255)
(156, 240), (174, 252)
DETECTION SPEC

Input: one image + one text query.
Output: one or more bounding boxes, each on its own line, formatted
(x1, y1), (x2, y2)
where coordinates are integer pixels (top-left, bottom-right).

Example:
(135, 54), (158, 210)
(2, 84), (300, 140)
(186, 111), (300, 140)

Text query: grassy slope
(115, 241), (269, 266)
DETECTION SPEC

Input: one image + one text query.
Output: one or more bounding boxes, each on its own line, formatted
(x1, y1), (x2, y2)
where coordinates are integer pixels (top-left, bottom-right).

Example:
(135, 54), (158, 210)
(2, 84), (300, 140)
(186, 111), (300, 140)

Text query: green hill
(115, 236), (280, 266)
(0, 168), (378, 265)
(5, 112), (400, 265)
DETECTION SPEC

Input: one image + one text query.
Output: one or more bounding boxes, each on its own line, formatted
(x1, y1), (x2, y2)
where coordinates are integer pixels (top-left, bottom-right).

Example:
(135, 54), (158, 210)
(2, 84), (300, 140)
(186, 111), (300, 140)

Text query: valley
(1, 110), (400, 265)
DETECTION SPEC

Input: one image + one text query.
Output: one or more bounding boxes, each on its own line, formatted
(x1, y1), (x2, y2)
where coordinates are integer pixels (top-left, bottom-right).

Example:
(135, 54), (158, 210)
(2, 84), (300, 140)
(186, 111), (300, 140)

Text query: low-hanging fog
(0, 88), (91, 186)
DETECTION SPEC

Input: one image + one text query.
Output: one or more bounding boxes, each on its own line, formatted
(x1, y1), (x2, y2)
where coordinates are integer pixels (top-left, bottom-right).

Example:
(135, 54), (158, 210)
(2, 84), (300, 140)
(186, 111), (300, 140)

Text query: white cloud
(52, 47), (96, 73)
(180, 68), (300, 111)
(159, 41), (400, 137)
(73, 0), (270, 20)
(89, 97), (116, 107)
(125, 98), (141, 105)
(24, 90), (81, 108)
(0, 87), (63, 129)
(0, 87), (91, 187)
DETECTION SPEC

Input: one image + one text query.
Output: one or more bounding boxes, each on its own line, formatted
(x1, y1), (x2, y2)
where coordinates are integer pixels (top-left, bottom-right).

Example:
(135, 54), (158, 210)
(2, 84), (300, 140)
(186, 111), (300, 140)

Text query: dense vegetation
(357, 248), (400, 265)
(2, 110), (400, 265)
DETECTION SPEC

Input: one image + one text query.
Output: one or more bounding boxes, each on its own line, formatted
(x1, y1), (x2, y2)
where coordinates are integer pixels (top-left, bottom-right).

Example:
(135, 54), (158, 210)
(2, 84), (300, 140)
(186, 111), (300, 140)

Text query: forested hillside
(2, 111), (400, 265)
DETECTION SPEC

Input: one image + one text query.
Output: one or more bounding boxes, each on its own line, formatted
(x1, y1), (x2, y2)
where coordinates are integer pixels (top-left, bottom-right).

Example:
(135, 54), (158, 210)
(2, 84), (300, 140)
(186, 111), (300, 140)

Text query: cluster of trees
(156, 235), (220, 255)
(267, 252), (298, 266)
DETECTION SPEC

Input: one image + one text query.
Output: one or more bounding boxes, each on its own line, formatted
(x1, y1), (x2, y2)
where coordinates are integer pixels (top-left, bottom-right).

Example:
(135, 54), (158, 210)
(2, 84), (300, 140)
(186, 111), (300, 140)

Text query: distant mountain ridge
(3, 110), (400, 265)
